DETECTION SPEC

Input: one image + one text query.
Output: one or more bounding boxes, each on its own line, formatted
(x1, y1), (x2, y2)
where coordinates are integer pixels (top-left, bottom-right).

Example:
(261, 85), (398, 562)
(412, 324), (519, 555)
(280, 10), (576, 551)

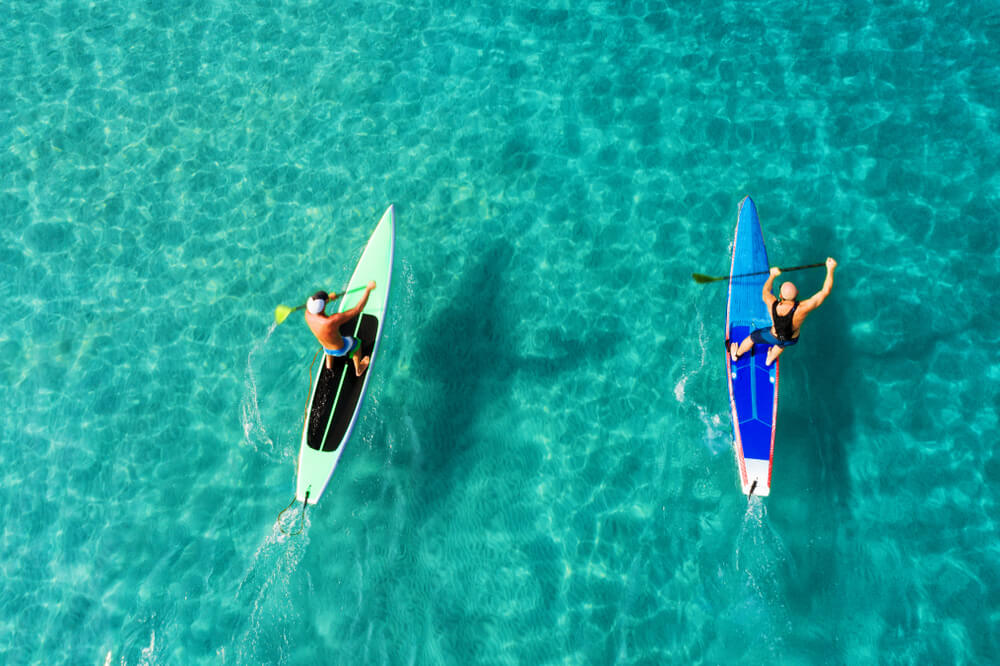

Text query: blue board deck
(725, 197), (779, 497)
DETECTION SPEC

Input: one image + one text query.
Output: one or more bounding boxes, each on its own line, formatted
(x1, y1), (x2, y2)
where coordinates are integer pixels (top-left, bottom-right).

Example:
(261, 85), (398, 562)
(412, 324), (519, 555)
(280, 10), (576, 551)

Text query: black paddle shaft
(692, 262), (826, 284)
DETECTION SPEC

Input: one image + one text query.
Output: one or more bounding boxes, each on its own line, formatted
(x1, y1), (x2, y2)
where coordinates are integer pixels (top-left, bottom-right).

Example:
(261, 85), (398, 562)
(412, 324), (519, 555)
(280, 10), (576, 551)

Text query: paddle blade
(692, 273), (723, 284)
(274, 304), (296, 324)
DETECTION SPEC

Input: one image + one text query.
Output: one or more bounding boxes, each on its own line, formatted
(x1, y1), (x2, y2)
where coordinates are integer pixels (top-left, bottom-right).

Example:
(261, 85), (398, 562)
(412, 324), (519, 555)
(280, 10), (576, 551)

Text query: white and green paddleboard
(295, 205), (395, 505)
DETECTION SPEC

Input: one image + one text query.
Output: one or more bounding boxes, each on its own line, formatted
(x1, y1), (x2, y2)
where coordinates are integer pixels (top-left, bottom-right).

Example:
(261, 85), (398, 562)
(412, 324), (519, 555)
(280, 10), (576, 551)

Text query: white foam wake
(233, 513), (311, 664)
(728, 499), (796, 657)
(240, 323), (278, 454)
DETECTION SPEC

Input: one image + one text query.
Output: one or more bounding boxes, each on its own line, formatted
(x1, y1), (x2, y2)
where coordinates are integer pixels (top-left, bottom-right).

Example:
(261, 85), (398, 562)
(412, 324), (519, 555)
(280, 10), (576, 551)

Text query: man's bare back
(304, 282), (376, 375)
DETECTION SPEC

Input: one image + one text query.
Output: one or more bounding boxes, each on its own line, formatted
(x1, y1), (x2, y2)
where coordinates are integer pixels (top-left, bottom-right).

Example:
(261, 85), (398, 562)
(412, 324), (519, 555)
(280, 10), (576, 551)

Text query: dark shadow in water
(783, 297), (854, 508)
(408, 239), (588, 508)
(771, 297), (855, 620)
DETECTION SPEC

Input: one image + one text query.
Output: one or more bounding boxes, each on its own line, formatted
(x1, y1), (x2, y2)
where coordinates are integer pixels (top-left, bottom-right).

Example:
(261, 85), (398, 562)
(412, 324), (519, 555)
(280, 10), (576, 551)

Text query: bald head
(780, 282), (798, 300)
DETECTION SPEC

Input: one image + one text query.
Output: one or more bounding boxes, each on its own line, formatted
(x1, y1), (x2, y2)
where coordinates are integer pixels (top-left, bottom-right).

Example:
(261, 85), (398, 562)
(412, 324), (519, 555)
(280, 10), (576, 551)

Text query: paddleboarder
(730, 257), (837, 366)
(305, 281), (376, 375)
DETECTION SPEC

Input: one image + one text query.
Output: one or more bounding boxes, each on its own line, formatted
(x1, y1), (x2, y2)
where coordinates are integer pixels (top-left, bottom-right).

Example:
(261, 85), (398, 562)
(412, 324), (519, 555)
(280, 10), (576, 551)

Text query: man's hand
(826, 257), (837, 270)
(770, 267), (782, 277)
(367, 281), (376, 291)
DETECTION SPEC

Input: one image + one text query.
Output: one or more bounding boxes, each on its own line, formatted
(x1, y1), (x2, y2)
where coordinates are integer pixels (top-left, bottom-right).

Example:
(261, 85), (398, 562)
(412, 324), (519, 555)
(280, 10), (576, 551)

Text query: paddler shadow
(779, 298), (853, 508)
(408, 239), (586, 501)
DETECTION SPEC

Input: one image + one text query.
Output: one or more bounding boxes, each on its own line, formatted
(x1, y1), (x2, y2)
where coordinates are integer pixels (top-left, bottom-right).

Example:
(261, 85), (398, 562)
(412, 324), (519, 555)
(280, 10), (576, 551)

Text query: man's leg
(730, 336), (754, 362)
(351, 343), (370, 377)
(765, 345), (785, 366)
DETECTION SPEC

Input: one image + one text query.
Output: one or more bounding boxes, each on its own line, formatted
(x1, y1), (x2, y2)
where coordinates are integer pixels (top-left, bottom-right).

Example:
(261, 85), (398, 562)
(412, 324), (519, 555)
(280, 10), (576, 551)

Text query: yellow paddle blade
(274, 304), (296, 324)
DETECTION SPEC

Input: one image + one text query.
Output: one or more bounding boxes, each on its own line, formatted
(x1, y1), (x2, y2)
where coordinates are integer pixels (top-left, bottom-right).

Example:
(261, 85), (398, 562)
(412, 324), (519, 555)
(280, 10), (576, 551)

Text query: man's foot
(765, 346), (779, 366)
(730, 342), (739, 362)
(355, 356), (370, 377)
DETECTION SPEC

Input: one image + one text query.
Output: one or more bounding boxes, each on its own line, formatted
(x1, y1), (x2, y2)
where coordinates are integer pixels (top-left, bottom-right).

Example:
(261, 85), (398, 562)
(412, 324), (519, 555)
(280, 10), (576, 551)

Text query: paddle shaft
(330, 284), (369, 299)
(730, 262), (825, 281)
(299, 284), (369, 309)
(693, 262), (826, 284)
(275, 285), (371, 324)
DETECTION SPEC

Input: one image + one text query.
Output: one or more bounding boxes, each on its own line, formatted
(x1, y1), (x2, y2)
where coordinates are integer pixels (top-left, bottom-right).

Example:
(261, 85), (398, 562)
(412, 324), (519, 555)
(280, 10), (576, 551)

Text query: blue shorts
(750, 328), (799, 348)
(324, 336), (360, 358)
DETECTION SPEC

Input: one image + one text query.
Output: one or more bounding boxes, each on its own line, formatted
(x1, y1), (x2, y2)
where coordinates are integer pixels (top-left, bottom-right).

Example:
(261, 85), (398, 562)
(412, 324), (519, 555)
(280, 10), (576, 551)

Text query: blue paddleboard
(725, 196), (778, 497)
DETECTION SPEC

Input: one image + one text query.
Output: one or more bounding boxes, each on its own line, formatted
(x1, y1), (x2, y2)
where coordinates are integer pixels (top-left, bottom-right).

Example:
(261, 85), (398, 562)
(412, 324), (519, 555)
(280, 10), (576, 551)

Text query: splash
(725, 499), (795, 657)
(735, 500), (795, 584)
(241, 322), (278, 454)
(138, 630), (157, 666)
(233, 513), (311, 664)
(678, 314), (732, 457)
(237, 510), (310, 596)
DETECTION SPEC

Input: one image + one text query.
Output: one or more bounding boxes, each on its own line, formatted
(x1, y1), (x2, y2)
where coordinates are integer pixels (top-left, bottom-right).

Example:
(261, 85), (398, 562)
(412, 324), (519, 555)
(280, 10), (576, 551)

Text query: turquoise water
(2, 0), (998, 663)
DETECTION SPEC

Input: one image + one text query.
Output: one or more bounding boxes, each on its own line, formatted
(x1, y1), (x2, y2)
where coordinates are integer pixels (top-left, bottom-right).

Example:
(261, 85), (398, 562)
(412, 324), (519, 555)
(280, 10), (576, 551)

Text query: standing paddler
(729, 257), (838, 366)
(304, 282), (376, 376)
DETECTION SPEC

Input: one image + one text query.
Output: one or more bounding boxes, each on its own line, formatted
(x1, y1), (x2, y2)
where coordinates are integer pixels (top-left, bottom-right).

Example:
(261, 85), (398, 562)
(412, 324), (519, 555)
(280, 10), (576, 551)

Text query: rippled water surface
(2, 1), (998, 664)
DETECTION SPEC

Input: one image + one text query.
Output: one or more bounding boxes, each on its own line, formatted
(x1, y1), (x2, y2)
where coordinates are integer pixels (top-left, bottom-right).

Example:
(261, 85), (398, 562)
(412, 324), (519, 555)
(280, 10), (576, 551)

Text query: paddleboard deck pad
(725, 196), (778, 497)
(296, 205), (395, 505)
(306, 314), (379, 451)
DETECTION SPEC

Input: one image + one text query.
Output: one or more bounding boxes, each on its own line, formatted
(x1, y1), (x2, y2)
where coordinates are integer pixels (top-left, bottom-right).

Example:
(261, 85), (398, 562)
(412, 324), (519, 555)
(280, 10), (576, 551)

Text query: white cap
(306, 297), (326, 314)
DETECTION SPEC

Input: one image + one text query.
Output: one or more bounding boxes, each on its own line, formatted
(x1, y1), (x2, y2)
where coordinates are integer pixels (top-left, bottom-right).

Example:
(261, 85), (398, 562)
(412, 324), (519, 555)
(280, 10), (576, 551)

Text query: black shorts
(750, 327), (799, 348)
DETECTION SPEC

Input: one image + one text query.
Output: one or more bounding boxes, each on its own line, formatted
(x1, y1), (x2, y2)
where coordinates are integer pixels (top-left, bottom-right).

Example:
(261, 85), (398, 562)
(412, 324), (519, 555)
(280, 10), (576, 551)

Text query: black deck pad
(306, 314), (380, 452)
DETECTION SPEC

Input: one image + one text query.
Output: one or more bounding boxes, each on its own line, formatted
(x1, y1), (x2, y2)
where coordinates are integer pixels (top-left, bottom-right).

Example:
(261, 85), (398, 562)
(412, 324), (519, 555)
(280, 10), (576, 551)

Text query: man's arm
(341, 281), (377, 319)
(798, 258), (837, 313)
(761, 267), (780, 307)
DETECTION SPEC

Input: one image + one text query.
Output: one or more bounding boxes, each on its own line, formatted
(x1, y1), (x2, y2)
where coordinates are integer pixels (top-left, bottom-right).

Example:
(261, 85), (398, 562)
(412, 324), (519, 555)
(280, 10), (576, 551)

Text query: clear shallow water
(1, 0), (998, 663)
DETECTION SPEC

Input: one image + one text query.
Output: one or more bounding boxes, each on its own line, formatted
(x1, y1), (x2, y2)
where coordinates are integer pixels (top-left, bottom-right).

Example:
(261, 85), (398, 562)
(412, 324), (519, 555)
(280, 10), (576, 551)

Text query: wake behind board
(296, 205), (395, 505)
(725, 196), (778, 497)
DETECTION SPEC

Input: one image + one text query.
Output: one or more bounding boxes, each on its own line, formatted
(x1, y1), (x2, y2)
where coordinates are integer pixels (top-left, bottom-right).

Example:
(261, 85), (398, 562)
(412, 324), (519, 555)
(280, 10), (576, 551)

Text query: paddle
(274, 285), (369, 324)
(692, 262), (826, 285)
